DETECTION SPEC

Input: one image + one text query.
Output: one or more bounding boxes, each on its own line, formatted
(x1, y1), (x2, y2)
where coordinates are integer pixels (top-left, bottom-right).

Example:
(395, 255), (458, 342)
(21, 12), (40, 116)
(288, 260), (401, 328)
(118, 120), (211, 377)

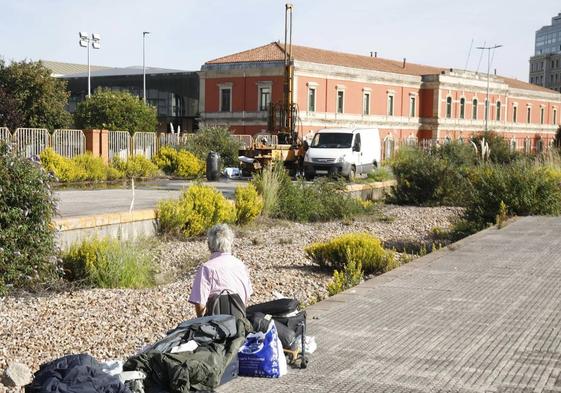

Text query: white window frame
(513, 104), (518, 123)
(218, 83), (233, 113)
(257, 81), (272, 112)
(409, 95), (416, 117)
(336, 88), (345, 114)
(362, 88), (371, 116)
(472, 98), (478, 120)
(307, 83), (318, 113)
(387, 93), (395, 116)
(459, 97), (466, 119)
(446, 96), (453, 119)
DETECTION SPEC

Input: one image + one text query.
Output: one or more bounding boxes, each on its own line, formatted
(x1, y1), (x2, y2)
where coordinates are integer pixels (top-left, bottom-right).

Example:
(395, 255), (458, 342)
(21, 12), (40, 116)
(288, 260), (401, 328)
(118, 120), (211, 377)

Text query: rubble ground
(0, 205), (462, 387)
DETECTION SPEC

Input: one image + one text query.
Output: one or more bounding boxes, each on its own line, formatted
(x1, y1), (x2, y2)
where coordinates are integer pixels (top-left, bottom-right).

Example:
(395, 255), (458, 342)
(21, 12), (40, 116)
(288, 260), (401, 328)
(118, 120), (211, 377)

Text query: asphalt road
(54, 179), (246, 218)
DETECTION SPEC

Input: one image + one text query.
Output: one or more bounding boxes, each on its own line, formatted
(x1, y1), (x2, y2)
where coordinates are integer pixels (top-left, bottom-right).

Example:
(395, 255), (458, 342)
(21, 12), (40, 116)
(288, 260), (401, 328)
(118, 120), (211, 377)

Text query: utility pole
(476, 44), (503, 132)
(143, 32), (151, 104)
(79, 32), (101, 98)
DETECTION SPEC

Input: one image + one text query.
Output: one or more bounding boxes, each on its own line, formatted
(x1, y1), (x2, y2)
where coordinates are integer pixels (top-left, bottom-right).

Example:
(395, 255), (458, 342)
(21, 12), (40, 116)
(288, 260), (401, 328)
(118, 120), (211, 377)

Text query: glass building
(529, 12), (561, 92)
(61, 66), (199, 132)
(535, 12), (561, 55)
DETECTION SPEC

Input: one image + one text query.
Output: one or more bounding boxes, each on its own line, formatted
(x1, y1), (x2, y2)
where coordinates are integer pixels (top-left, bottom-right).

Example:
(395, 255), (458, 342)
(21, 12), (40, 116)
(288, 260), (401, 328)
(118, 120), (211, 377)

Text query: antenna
(464, 38), (474, 70)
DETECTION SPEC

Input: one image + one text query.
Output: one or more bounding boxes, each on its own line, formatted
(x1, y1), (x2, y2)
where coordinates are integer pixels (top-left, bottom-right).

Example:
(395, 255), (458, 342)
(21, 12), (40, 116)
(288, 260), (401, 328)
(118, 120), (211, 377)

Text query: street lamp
(79, 32), (101, 98)
(476, 44), (503, 132)
(143, 32), (151, 104)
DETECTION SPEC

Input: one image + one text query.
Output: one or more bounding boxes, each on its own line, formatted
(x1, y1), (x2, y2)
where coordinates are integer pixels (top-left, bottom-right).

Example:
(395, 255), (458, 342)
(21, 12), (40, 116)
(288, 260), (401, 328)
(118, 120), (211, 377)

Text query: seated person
(189, 224), (253, 317)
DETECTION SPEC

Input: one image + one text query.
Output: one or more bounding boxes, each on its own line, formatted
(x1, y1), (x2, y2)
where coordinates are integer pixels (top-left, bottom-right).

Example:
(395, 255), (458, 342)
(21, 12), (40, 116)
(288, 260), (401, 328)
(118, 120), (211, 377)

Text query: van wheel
(347, 166), (356, 181)
(305, 174), (314, 181)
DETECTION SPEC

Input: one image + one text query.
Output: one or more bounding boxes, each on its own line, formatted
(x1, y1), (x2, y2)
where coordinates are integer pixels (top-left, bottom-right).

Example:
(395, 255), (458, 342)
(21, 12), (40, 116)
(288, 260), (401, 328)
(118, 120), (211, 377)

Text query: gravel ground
(0, 205), (461, 390)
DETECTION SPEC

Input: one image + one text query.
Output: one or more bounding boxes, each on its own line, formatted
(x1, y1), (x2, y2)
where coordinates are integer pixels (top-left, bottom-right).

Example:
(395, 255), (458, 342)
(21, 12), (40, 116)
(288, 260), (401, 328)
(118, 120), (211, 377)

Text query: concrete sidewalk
(219, 217), (561, 392)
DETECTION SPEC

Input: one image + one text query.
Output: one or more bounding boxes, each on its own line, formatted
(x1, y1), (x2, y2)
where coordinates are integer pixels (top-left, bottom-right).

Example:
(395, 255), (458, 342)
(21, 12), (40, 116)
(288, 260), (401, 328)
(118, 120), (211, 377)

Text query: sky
(0, 0), (559, 81)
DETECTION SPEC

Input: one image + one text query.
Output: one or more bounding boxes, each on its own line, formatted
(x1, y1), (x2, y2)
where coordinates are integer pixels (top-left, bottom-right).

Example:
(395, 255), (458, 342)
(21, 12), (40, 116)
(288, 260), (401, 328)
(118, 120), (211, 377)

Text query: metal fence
(108, 131), (130, 161)
(133, 132), (157, 159)
(52, 129), (85, 158)
(232, 135), (253, 149)
(0, 127), (11, 143)
(158, 133), (194, 148)
(13, 128), (49, 158)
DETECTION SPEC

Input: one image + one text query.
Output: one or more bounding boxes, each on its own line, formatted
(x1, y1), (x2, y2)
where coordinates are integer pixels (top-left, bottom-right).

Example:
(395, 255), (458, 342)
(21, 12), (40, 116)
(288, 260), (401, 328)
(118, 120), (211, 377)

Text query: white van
(303, 127), (381, 180)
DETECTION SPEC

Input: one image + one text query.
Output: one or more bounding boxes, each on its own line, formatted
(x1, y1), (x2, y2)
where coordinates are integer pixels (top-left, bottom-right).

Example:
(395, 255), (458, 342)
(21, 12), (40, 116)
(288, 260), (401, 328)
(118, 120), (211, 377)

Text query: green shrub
(73, 153), (112, 181)
(0, 142), (58, 293)
(235, 184), (263, 225)
(156, 184), (235, 237)
(305, 233), (397, 275)
(326, 255), (363, 296)
(365, 166), (394, 182)
(251, 162), (289, 217)
(152, 146), (204, 178)
(112, 155), (159, 178)
(186, 126), (241, 167)
(464, 161), (561, 226)
(62, 237), (155, 288)
(40, 148), (87, 182)
(471, 131), (517, 164)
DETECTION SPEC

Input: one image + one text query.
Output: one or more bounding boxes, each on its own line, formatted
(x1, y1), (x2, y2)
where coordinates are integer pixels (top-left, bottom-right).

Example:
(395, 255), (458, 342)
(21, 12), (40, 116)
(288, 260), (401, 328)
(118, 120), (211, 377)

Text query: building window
(219, 87), (232, 112)
(537, 139), (544, 154)
(362, 92), (370, 115)
(460, 98), (465, 119)
(540, 107), (545, 124)
(554, 108), (558, 124)
(527, 107), (532, 123)
(513, 105), (518, 123)
(524, 138), (531, 154)
(258, 86), (271, 111)
(496, 101), (501, 121)
(308, 87), (316, 112)
(387, 94), (394, 116)
(510, 139), (517, 152)
(337, 90), (345, 114)
(446, 97), (452, 118)
(472, 98), (478, 120)
(409, 96), (416, 117)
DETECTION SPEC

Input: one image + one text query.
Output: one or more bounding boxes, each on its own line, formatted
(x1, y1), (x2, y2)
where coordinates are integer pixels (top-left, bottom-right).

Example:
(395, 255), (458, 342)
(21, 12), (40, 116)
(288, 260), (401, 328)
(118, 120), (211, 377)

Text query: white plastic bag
(239, 320), (286, 378)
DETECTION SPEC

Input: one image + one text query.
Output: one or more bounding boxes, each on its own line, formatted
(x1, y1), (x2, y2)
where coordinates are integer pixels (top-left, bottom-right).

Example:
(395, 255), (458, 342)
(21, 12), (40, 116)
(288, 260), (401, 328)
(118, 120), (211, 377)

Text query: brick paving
(219, 216), (561, 392)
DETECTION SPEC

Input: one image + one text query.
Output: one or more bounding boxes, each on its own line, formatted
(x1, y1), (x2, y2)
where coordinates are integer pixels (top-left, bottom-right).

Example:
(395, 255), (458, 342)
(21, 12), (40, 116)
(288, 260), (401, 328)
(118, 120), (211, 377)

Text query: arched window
(536, 139), (544, 154)
(510, 139), (517, 152)
(383, 136), (395, 160)
(446, 97), (452, 118)
(513, 105), (518, 123)
(496, 101), (501, 121)
(460, 98), (465, 119)
(524, 138), (531, 154)
(472, 98), (478, 120)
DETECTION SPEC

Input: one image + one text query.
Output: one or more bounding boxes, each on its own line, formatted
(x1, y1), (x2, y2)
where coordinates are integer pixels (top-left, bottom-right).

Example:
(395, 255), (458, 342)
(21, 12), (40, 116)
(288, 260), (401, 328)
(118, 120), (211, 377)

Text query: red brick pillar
(99, 129), (109, 164)
(83, 129), (110, 164)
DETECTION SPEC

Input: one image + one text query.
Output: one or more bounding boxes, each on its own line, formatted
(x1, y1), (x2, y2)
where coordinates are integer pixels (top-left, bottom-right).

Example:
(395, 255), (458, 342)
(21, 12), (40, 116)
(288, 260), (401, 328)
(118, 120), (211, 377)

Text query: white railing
(133, 132), (157, 159)
(0, 127), (11, 143)
(52, 129), (85, 158)
(13, 128), (49, 158)
(108, 130), (130, 161)
(232, 134), (253, 149)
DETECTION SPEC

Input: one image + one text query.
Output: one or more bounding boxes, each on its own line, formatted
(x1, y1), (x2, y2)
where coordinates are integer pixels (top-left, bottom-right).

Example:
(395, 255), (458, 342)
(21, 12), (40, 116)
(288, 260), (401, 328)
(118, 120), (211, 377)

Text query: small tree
(186, 125), (241, 167)
(0, 86), (23, 130)
(0, 59), (72, 129)
(74, 89), (157, 133)
(0, 142), (58, 293)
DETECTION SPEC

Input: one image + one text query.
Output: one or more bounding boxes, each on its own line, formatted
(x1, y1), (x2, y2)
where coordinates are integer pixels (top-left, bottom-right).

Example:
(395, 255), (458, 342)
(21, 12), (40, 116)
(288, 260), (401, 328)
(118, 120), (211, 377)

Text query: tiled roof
(40, 60), (110, 76)
(207, 42), (560, 95)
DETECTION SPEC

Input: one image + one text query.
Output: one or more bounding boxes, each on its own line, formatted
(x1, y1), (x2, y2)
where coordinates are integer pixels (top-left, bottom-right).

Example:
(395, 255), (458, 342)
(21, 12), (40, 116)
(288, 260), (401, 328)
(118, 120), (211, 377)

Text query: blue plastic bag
(238, 320), (281, 378)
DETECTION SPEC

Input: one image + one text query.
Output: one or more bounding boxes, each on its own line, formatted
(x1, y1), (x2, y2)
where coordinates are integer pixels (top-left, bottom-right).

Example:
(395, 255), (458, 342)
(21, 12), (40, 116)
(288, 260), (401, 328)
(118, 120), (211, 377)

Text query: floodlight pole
(476, 44), (502, 132)
(87, 41), (91, 97)
(79, 32), (100, 98)
(143, 32), (150, 104)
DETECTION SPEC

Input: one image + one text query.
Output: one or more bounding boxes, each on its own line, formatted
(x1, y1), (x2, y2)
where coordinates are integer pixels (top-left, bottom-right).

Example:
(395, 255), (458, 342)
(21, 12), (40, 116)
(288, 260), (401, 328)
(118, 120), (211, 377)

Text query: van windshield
(311, 133), (353, 148)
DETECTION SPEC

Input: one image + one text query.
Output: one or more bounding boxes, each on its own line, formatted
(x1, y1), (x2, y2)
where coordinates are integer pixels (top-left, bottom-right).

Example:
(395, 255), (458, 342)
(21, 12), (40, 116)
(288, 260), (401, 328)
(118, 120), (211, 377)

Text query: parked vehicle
(303, 128), (381, 180)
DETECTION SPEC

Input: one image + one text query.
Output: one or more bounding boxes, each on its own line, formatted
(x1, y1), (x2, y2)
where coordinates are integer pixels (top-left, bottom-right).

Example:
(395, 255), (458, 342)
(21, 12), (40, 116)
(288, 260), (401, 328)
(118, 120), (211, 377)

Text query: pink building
(199, 42), (561, 156)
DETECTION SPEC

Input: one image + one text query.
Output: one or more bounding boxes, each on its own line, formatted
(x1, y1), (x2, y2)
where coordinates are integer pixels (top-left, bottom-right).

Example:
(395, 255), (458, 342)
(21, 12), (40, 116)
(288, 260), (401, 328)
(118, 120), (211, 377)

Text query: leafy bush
(326, 255), (363, 296)
(471, 131), (517, 164)
(251, 162), (289, 217)
(389, 146), (470, 206)
(464, 161), (561, 227)
(365, 166), (394, 182)
(235, 184), (263, 225)
(305, 233), (397, 275)
(74, 88), (157, 133)
(112, 155), (159, 178)
(156, 184), (235, 237)
(0, 142), (58, 293)
(74, 153), (113, 181)
(62, 237), (155, 288)
(186, 126), (241, 167)
(40, 148), (87, 182)
(152, 146), (204, 178)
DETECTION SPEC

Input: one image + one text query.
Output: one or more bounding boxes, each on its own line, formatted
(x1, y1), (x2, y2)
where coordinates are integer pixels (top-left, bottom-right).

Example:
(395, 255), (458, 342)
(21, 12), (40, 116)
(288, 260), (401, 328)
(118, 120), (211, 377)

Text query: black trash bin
(206, 151), (221, 181)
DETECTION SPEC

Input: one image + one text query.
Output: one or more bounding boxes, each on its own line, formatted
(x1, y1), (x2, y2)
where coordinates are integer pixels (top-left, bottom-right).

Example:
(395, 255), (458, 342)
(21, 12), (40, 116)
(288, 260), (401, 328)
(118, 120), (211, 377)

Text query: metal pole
(87, 39), (91, 97)
(143, 32), (150, 104)
(476, 44), (502, 132)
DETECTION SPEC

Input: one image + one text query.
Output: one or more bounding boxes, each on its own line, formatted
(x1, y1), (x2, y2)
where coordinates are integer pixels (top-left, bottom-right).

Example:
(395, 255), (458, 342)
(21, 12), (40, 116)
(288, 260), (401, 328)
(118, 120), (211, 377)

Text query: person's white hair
(207, 224), (234, 253)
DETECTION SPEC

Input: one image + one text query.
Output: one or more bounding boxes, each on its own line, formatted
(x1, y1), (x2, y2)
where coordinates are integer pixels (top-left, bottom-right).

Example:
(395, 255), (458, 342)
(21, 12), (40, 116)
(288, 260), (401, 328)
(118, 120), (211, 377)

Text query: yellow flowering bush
(235, 184), (263, 225)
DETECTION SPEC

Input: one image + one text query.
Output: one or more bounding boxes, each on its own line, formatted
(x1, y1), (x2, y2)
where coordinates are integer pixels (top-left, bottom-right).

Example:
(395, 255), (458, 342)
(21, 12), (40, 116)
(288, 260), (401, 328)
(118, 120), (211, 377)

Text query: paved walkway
(219, 216), (561, 392)
(54, 180), (244, 217)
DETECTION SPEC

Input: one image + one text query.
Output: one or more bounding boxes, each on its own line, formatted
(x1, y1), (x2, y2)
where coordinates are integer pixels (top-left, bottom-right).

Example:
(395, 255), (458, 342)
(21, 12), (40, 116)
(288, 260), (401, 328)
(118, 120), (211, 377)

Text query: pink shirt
(188, 252), (253, 306)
